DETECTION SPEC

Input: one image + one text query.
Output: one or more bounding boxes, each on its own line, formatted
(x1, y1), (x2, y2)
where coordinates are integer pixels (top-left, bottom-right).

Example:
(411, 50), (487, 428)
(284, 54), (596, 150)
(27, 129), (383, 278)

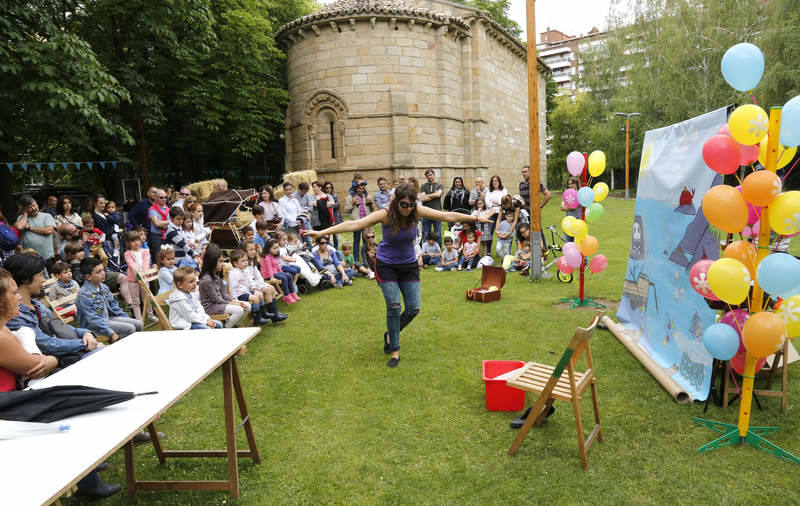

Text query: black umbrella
(0, 385), (157, 423)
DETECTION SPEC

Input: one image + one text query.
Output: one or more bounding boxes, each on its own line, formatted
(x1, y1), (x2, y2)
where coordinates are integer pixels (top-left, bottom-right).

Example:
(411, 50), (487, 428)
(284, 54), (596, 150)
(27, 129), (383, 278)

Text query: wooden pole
(526, 0), (543, 281)
(737, 107), (781, 437)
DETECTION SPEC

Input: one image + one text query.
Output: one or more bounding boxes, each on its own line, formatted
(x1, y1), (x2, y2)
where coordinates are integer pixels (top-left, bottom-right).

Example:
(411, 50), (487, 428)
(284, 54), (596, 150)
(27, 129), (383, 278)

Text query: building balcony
(547, 59), (573, 69)
(554, 74), (572, 83)
(539, 46), (572, 58)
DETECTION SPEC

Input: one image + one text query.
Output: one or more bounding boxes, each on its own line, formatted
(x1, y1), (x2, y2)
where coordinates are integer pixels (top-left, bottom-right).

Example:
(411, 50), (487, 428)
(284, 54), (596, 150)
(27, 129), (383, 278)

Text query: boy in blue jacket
(77, 257), (142, 342)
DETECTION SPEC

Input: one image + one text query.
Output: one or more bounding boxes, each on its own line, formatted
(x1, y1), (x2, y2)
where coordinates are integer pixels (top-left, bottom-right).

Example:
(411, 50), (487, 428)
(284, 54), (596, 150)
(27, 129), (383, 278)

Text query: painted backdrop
(617, 107), (729, 401)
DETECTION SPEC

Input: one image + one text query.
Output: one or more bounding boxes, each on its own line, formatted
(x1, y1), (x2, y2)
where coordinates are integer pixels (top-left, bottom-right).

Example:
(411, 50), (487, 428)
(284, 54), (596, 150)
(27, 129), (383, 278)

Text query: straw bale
(273, 170), (317, 199)
(235, 210), (254, 227)
(188, 179), (228, 202)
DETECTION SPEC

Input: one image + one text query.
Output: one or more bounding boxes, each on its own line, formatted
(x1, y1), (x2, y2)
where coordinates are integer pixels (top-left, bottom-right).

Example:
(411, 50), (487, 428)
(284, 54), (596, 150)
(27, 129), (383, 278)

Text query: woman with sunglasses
(323, 181), (343, 248)
(304, 183), (490, 368)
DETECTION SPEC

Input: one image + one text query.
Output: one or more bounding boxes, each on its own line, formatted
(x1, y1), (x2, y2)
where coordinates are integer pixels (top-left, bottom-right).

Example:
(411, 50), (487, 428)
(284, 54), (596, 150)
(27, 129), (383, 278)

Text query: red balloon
(557, 256), (574, 274)
(729, 352), (767, 375)
(703, 135), (742, 175)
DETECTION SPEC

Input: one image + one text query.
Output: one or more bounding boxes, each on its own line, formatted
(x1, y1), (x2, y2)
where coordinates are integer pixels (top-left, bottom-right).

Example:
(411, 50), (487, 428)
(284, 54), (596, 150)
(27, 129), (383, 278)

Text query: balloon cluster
(559, 151), (609, 276)
(694, 43), (800, 364)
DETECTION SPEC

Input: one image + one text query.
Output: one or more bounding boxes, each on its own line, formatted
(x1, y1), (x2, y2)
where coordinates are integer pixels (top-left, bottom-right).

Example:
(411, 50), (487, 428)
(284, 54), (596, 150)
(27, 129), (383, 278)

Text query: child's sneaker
(368, 271), (375, 279)
(434, 267), (443, 272)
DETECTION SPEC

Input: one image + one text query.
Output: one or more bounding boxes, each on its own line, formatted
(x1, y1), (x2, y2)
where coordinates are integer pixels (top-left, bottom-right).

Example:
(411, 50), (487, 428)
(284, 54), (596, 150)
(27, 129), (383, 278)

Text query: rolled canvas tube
(602, 316), (691, 404)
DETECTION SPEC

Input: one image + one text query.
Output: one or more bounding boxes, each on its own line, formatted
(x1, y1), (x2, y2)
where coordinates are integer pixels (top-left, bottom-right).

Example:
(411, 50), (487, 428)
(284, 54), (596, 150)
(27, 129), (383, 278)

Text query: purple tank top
(377, 221), (417, 264)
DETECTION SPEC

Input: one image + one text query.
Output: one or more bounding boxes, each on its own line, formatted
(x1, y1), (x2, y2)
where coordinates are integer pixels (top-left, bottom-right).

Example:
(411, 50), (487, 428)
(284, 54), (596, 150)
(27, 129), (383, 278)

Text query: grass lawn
(73, 196), (800, 504)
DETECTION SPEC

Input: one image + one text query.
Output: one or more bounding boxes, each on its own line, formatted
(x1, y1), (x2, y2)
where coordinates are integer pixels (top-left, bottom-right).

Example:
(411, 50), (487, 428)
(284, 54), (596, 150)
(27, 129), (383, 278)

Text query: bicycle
(542, 225), (573, 283)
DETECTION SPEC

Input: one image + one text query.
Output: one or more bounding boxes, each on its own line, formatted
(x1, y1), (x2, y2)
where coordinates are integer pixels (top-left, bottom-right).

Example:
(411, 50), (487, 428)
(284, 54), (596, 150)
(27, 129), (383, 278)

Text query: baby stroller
(202, 189), (258, 249)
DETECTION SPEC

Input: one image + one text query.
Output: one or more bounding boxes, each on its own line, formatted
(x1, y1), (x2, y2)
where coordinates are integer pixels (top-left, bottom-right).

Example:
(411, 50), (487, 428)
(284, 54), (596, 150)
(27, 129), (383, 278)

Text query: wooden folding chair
(506, 310), (603, 470)
(137, 269), (229, 331)
(45, 292), (78, 325)
(722, 340), (792, 412)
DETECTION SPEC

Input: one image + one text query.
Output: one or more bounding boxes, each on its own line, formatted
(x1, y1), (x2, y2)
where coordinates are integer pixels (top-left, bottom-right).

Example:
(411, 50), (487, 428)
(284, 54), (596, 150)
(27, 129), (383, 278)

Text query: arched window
(304, 90), (348, 169)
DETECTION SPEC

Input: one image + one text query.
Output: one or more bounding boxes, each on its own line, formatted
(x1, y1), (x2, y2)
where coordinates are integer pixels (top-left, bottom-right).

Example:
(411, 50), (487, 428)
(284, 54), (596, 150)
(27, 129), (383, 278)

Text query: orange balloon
(702, 185), (748, 234)
(741, 170), (781, 206)
(723, 240), (757, 278)
(742, 311), (786, 358)
(580, 235), (598, 256)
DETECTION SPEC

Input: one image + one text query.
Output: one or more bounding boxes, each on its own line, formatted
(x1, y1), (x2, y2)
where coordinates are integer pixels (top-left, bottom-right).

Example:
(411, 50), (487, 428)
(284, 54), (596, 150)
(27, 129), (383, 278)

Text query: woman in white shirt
(484, 175), (508, 240)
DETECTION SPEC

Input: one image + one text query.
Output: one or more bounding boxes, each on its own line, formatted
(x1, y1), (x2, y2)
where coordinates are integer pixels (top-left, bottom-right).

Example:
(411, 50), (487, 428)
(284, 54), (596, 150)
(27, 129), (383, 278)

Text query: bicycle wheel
(557, 270), (573, 283)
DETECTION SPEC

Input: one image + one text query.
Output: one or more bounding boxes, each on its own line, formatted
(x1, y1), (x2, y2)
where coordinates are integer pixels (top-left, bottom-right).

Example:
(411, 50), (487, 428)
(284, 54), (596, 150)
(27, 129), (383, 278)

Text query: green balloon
(586, 203), (605, 223)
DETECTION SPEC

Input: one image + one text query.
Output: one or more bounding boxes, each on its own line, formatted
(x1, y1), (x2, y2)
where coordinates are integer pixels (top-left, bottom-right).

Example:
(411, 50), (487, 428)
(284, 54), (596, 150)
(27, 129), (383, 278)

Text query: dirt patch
(553, 298), (619, 312)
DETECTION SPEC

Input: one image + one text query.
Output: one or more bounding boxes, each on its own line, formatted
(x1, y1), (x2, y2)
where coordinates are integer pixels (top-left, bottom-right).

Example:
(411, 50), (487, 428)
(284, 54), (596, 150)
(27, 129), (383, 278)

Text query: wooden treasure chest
(465, 266), (506, 303)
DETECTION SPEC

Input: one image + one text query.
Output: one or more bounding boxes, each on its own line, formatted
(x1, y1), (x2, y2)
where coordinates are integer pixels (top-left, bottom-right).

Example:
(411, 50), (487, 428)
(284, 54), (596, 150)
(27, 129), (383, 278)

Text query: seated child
(77, 257), (143, 342)
(436, 236), (459, 271)
(449, 221), (464, 249)
(198, 244), (253, 328)
(166, 266), (222, 330)
(362, 243), (377, 279)
(228, 249), (271, 324)
(239, 226), (256, 250)
(157, 247), (177, 294)
(81, 214), (108, 267)
(459, 231), (480, 271)
(420, 231), (441, 268)
(63, 241), (85, 285)
(360, 227), (378, 266)
(249, 206), (265, 236)
(241, 240), (287, 322)
(495, 212), (515, 258)
(277, 231), (320, 286)
(47, 261), (79, 300)
(286, 230), (325, 272)
(341, 242), (371, 277)
(512, 240), (532, 274)
(254, 220), (269, 253)
(261, 238), (300, 303)
(165, 207), (198, 269)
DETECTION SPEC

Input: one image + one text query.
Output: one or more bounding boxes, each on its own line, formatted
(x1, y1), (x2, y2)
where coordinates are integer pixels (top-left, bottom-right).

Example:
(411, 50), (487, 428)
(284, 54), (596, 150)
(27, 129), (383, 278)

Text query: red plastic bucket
(482, 360), (526, 411)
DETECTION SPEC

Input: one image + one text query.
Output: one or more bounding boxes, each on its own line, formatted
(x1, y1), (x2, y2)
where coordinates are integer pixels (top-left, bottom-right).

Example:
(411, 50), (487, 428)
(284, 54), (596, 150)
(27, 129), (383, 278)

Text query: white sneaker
(368, 272), (375, 279)
(434, 267), (443, 271)
(457, 265), (462, 271)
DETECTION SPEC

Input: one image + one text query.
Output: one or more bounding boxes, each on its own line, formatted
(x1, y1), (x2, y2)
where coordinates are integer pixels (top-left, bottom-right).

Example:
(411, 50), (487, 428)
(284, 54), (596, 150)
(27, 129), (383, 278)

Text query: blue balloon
(577, 187), (595, 208)
(755, 253), (800, 298)
(780, 95), (800, 148)
(721, 43), (764, 92)
(703, 323), (739, 361)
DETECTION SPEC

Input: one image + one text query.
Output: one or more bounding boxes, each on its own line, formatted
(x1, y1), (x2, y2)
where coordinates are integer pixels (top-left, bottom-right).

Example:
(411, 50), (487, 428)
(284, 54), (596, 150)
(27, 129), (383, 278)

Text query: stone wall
(281, 0), (549, 200)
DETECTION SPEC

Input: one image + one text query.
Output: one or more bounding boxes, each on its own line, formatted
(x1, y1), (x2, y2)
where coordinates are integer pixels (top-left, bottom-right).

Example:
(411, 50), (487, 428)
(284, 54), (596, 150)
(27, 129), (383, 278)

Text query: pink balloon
(589, 254), (608, 273)
(564, 247), (582, 269)
(740, 144), (760, 165)
(742, 226), (753, 238)
(562, 189), (579, 209)
(702, 135), (741, 175)
(689, 259), (720, 301)
(751, 219), (760, 236)
(566, 151), (585, 177)
(720, 309), (751, 353)
(557, 256), (574, 274)
(719, 124), (759, 165)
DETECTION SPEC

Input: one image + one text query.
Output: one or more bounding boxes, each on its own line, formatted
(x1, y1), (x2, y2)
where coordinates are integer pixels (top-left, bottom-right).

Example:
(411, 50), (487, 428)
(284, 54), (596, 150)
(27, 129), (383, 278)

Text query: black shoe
(95, 461), (110, 472)
(259, 306), (275, 322)
(132, 430), (164, 444)
(252, 314), (269, 325)
(76, 478), (123, 499)
(509, 405), (555, 429)
(387, 357), (400, 368)
(383, 332), (390, 354)
(270, 311), (288, 322)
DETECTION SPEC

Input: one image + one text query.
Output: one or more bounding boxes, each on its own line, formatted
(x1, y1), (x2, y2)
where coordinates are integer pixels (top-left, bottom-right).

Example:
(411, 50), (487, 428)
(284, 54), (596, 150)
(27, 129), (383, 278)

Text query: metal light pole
(614, 112), (640, 200)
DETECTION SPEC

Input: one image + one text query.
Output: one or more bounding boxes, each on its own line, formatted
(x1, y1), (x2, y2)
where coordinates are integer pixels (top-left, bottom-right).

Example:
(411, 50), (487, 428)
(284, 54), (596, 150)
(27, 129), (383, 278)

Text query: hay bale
(188, 179), (228, 202)
(273, 170), (317, 199)
(235, 210), (254, 227)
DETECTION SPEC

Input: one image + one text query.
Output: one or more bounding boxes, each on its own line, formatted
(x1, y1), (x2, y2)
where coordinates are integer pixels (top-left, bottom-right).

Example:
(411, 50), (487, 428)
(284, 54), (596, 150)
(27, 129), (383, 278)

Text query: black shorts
(375, 259), (419, 283)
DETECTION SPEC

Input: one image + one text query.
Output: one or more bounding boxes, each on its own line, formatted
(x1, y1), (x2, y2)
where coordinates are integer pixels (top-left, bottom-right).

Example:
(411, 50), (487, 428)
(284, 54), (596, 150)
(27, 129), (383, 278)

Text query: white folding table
(0, 327), (261, 505)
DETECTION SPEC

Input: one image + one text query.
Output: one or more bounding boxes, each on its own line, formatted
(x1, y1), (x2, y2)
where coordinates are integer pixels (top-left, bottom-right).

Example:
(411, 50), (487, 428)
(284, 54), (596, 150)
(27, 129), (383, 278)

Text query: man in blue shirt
(77, 257), (143, 342)
(4, 254), (102, 359)
(374, 176), (392, 210)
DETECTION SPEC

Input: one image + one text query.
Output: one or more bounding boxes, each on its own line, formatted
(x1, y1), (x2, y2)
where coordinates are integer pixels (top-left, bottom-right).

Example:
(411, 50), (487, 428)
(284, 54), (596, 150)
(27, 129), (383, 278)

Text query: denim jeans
(421, 255), (440, 265)
(421, 218), (442, 248)
(440, 263), (458, 271)
(191, 321), (222, 329)
(108, 316), (143, 339)
(378, 280), (421, 352)
(460, 255), (479, 269)
(297, 216), (312, 248)
(352, 230), (363, 262)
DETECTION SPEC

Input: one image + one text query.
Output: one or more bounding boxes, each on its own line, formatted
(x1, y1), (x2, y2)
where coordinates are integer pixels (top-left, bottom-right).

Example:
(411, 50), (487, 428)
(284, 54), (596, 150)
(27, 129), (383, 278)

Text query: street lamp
(614, 112), (641, 200)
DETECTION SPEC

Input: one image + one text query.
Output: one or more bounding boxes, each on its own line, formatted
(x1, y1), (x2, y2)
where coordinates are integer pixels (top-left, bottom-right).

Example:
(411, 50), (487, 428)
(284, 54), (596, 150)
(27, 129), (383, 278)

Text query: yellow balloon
(588, 151), (606, 177)
(571, 219), (588, 242)
(580, 235), (598, 256)
(561, 216), (576, 235)
(593, 182), (609, 202)
(758, 135), (797, 169)
(776, 295), (800, 338)
(769, 191), (800, 235)
(728, 104), (769, 146)
(707, 258), (751, 305)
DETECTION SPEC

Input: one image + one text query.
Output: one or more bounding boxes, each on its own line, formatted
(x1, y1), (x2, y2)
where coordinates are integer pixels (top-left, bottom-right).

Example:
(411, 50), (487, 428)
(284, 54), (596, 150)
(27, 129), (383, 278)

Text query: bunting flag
(61, 162), (68, 170)
(111, 161), (117, 168)
(99, 161), (105, 169)
(48, 163), (55, 171)
(21, 163), (27, 171)
(34, 163), (41, 170)
(5, 163), (12, 172)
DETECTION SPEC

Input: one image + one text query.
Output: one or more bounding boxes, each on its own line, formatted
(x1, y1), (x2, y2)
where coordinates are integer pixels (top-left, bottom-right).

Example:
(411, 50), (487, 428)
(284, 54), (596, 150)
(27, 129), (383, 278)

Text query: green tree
(760, 0), (800, 108)
(0, 0), (132, 210)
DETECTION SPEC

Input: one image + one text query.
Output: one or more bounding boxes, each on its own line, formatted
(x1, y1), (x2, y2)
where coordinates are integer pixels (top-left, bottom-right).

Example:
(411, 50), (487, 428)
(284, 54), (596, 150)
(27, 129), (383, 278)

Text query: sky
(510, 0), (618, 41)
